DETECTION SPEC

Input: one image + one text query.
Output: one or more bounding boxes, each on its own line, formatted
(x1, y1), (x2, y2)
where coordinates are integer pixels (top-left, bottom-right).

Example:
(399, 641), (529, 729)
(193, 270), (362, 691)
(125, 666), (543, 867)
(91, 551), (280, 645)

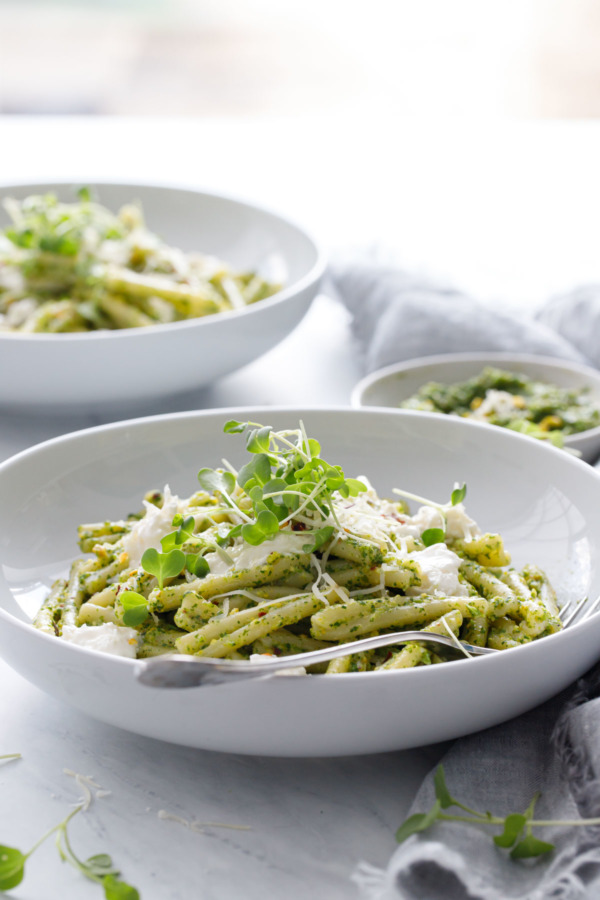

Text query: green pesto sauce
(401, 366), (600, 445)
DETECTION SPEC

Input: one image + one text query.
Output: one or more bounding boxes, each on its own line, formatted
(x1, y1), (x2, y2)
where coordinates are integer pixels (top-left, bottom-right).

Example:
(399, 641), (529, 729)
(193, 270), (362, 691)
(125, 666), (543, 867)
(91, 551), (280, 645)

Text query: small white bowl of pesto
(352, 353), (600, 463)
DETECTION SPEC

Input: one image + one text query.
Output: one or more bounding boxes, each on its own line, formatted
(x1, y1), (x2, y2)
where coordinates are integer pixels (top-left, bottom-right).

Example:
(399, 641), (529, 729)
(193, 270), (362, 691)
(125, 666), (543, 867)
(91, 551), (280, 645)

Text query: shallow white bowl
(352, 352), (600, 463)
(0, 182), (325, 412)
(1, 407), (600, 757)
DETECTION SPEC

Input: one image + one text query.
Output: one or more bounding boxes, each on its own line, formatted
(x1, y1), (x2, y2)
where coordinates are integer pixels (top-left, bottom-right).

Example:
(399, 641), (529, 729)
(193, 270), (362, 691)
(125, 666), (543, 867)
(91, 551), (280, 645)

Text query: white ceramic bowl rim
(0, 180), (327, 343)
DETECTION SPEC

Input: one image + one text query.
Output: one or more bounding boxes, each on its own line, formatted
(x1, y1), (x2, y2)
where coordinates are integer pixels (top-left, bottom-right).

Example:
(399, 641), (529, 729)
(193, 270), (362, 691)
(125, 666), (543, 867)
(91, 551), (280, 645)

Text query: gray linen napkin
(328, 263), (590, 372)
(353, 668), (600, 900)
(331, 263), (600, 898)
(538, 286), (600, 370)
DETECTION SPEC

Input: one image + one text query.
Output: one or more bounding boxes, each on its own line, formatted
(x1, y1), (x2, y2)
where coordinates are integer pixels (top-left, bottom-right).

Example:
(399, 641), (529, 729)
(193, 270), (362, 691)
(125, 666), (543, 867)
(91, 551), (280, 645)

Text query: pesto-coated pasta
(0, 191), (282, 333)
(36, 421), (563, 670)
(400, 365), (600, 448)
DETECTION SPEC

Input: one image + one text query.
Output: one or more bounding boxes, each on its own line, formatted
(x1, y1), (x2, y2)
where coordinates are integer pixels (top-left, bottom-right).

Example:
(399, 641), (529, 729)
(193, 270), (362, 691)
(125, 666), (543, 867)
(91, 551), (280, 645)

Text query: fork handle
(135, 631), (497, 688)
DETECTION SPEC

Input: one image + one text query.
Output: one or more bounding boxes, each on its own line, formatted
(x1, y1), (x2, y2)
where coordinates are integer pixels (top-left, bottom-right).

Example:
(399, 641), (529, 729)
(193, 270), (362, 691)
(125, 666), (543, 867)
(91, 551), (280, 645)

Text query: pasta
(400, 366), (600, 447)
(33, 421), (563, 672)
(0, 190), (281, 333)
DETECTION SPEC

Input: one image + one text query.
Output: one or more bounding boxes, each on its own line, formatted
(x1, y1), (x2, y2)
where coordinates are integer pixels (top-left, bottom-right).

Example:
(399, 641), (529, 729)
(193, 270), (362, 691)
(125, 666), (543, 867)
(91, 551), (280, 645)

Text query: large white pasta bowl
(1, 407), (600, 757)
(0, 182), (325, 411)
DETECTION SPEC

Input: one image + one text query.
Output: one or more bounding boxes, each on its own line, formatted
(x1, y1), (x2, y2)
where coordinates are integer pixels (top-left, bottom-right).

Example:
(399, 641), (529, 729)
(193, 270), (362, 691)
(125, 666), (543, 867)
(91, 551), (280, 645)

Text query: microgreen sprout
(396, 765), (600, 860)
(197, 468), (236, 497)
(160, 514), (195, 552)
(223, 420), (247, 434)
(421, 528), (445, 547)
(451, 483), (467, 506)
(119, 590), (149, 627)
(0, 776), (139, 898)
(186, 553), (210, 578)
(140, 512), (213, 587)
(141, 547), (185, 589)
(206, 421), (367, 550)
(77, 185), (94, 204)
(302, 526), (335, 554)
(241, 508), (280, 546)
(392, 482), (468, 514)
(197, 466), (251, 524)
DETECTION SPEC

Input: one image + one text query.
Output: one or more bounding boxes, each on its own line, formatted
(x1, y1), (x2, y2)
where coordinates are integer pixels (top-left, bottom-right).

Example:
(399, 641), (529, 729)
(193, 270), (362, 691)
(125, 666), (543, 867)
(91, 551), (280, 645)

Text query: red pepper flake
(258, 611), (267, 617)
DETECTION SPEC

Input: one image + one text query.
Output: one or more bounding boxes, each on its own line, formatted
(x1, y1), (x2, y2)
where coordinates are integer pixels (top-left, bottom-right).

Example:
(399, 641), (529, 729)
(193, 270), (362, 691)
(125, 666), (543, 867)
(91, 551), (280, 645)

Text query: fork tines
(561, 593), (600, 629)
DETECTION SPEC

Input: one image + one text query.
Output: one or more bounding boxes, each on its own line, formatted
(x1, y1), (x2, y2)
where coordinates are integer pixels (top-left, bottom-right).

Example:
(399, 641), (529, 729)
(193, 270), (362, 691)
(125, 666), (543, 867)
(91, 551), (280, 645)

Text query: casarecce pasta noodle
(0, 190), (281, 333)
(33, 421), (563, 672)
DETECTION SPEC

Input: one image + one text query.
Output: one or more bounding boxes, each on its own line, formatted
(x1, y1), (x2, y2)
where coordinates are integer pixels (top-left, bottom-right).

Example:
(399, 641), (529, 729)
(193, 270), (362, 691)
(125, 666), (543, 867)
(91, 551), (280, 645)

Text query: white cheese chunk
(5, 297), (37, 328)
(408, 544), (468, 597)
(470, 389), (521, 420)
(121, 484), (180, 568)
(335, 482), (433, 545)
(61, 623), (139, 658)
(445, 503), (480, 541)
(335, 482), (481, 549)
(204, 531), (309, 575)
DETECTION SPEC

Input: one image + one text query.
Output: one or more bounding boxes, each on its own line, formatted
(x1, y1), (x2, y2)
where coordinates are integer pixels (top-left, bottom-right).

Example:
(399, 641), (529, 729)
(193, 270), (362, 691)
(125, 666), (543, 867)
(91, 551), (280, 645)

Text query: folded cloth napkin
(328, 263), (590, 373)
(331, 264), (600, 899)
(353, 666), (600, 900)
(537, 286), (600, 369)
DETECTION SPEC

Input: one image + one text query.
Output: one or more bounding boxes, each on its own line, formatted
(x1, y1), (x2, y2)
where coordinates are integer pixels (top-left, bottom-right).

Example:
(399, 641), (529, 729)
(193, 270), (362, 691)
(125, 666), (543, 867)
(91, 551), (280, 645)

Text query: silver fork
(136, 593), (600, 688)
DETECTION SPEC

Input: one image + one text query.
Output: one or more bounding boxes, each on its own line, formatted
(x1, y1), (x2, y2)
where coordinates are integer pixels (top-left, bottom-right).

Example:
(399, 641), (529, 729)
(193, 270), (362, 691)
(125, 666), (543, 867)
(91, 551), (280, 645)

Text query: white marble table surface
(2, 115), (600, 899)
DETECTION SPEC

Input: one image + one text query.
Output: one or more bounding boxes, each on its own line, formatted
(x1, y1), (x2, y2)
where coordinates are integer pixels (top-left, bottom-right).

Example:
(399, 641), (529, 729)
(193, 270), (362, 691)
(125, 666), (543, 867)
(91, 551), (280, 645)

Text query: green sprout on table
(397, 765), (600, 859)
(0, 757), (140, 898)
